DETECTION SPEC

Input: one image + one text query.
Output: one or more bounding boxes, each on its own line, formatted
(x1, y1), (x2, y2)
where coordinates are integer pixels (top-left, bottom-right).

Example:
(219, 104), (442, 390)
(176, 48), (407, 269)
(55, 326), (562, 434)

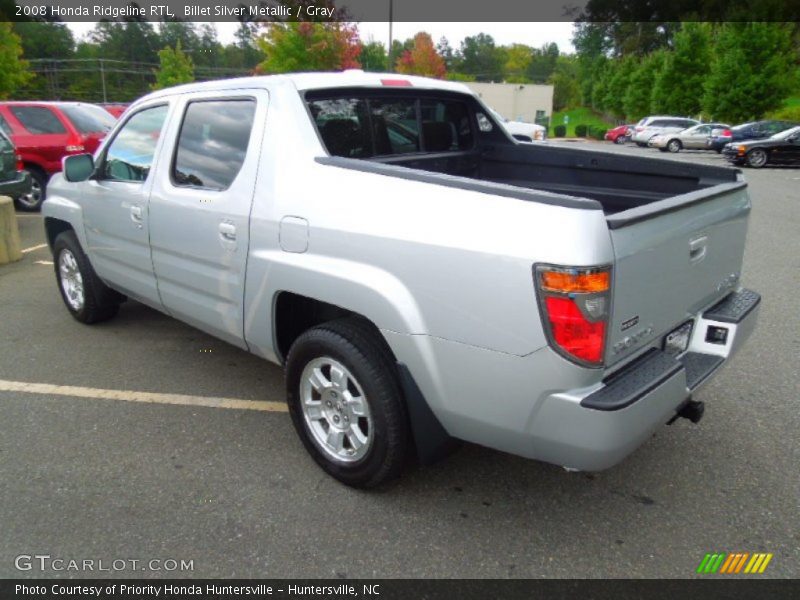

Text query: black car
(0, 130), (30, 199)
(708, 120), (798, 152)
(722, 125), (800, 168)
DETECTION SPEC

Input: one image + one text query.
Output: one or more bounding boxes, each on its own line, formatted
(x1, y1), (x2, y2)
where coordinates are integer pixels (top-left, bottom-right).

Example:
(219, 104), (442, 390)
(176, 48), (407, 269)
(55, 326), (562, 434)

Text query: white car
(489, 108), (546, 142)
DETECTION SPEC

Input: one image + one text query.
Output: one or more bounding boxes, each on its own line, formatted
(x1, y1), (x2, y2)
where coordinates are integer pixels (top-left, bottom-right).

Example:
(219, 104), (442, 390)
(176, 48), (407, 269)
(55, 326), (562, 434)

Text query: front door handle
(219, 222), (236, 241)
(130, 205), (143, 228)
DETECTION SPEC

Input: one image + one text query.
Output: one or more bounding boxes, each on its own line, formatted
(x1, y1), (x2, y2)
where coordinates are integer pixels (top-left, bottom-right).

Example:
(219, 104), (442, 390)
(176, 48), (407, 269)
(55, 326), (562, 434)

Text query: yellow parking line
(0, 379), (288, 413)
(21, 243), (48, 254)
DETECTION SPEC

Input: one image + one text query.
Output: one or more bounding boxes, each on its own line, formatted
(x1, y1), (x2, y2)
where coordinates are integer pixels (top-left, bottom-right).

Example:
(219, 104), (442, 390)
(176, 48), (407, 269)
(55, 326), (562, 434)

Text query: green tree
(14, 21), (74, 60)
(651, 23), (711, 116)
(622, 51), (666, 120)
(527, 42), (559, 83)
(359, 40), (387, 72)
(459, 33), (503, 82)
(549, 54), (580, 111)
(703, 23), (797, 122)
(0, 21), (31, 99)
(436, 36), (456, 72)
(152, 42), (194, 90)
(602, 55), (636, 118)
(256, 22), (361, 73)
(503, 44), (532, 83)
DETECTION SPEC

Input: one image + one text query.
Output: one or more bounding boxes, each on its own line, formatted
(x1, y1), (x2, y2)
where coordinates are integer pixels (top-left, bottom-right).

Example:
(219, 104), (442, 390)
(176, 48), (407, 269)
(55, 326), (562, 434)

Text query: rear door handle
(689, 236), (707, 264)
(130, 205), (143, 227)
(219, 222), (236, 241)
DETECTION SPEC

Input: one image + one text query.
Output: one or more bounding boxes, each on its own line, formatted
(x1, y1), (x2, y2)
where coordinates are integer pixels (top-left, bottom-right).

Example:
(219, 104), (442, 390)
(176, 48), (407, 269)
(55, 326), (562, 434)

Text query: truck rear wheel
(53, 231), (121, 324)
(285, 318), (409, 488)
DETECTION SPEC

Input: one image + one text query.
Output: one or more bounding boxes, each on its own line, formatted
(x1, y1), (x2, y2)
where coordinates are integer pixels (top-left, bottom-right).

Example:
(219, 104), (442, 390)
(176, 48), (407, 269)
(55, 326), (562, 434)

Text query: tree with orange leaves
(256, 22), (361, 73)
(395, 32), (447, 79)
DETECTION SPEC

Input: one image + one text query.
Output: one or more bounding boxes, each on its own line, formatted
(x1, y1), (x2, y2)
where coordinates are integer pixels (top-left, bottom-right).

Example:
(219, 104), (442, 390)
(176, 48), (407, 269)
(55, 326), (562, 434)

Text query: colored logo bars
(697, 552), (773, 574)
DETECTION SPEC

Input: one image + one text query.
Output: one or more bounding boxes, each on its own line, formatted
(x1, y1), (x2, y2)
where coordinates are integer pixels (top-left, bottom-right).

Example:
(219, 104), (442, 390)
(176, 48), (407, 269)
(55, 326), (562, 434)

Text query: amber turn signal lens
(540, 269), (610, 293)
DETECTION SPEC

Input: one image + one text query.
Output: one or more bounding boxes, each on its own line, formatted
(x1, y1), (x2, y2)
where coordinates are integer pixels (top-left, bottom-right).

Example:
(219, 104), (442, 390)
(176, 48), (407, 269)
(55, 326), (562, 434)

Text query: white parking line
(0, 379), (288, 413)
(34, 260), (54, 265)
(21, 243), (48, 254)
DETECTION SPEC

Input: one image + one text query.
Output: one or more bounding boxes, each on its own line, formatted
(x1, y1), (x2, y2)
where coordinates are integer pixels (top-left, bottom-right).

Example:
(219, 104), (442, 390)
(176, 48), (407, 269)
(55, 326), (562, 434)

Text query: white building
(466, 82), (554, 126)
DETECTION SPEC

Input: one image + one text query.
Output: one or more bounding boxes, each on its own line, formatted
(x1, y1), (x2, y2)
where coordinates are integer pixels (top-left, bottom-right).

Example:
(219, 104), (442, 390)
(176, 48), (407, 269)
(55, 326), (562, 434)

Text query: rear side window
(649, 119), (671, 127)
(101, 105), (168, 182)
(10, 106), (66, 134)
(172, 99), (256, 190)
(308, 94), (475, 158)
(0, 115), (11, 135)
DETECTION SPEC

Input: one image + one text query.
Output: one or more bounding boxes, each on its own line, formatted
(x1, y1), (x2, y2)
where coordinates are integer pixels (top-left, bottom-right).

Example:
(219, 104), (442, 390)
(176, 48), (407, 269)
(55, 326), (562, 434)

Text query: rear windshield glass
(59, 104), (116, 134)
(307, 93), (474, 158)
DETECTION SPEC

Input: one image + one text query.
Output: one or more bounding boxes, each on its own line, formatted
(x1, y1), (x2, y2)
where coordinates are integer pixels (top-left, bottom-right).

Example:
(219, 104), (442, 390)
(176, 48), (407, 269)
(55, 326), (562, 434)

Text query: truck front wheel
(53, 231), (121, 324)
(285, 318), (409, 488)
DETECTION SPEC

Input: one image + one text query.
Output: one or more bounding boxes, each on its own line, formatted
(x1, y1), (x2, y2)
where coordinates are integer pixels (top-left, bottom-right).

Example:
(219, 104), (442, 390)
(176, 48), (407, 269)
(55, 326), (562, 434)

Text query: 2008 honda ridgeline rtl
(42, 72), (760, 487)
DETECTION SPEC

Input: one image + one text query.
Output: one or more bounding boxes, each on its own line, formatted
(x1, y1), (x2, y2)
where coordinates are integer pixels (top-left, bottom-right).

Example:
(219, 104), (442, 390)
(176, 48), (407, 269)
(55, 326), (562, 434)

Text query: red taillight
(535, 265), (612, 367)
(380, 78), (412, 87)
(635, 126), (644, 132)
(15, 155), (23, 171)
(544, 297), (606, 364)
(722, 129), (732, 137)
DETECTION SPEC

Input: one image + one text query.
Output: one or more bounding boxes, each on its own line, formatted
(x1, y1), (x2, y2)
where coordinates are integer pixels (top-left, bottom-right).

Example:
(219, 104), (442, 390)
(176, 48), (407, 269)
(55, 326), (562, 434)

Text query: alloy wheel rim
(300, 357), (373, 463)
(669, 140), (680, 152)
(18, 177), (42, 209)
(58, 249), (84, 311)
(750, 150), (766, 167)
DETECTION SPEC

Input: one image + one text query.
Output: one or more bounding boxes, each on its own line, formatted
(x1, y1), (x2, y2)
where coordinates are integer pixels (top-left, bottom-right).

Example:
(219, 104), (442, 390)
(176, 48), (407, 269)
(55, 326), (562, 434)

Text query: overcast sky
(66, 21), (576, 52)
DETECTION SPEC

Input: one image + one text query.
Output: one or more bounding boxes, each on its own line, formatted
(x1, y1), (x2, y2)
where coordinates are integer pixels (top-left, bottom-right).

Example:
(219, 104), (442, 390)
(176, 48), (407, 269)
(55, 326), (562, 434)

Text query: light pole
(387, 0), (393, 72)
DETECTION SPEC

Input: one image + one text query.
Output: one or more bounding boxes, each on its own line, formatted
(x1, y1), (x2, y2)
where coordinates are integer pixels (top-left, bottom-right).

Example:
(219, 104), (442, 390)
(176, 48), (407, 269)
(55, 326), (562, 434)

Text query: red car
(0, 102), (115, 210)
(604, 124), (633, 144)
(99, 103), (129, 119)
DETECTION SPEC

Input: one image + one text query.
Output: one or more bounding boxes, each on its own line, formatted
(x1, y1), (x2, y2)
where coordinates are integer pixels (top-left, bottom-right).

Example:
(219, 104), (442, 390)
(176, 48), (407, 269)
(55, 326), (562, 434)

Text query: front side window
(101, 105), (168, 182)
(172, 99), (256, 190)
(10, 106), (66, 135)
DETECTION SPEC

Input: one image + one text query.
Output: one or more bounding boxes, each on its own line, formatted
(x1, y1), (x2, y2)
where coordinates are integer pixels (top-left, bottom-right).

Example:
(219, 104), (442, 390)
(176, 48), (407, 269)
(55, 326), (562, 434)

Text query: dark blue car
(708, 120), (798, 152)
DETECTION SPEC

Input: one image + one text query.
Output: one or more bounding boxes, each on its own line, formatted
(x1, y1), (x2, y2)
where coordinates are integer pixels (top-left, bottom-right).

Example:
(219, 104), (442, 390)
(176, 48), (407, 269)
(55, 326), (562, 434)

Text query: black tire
(53, 230), (122, 324)
(658, 147), (669, 152)
(15, 167), (47, 212)
(667, 139), (682, 153)
(285, 317), (409, 488)
(635, 142), (647, 147)
(614, 136), (625, 144)
(746, 148), (768, 169)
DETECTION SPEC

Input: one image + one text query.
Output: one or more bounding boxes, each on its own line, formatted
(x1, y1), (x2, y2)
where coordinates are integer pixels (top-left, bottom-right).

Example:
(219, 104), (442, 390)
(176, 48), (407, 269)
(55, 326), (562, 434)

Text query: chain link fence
(16, 59), (253, 103)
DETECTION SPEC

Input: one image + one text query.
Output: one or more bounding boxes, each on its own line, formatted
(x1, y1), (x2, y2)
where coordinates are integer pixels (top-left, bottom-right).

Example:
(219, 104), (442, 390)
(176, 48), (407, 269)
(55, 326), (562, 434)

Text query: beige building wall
(466, 82), (554, 125)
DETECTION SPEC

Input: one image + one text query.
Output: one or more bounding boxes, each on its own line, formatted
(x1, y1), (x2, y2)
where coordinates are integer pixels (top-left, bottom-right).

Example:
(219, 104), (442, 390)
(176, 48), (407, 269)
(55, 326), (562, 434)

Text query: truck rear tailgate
(605, 181), (751, 366)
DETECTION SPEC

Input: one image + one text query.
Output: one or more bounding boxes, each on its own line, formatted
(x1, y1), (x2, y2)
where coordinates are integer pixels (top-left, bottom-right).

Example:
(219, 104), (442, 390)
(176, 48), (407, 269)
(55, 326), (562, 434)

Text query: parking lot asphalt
(1, 144), (798, 579)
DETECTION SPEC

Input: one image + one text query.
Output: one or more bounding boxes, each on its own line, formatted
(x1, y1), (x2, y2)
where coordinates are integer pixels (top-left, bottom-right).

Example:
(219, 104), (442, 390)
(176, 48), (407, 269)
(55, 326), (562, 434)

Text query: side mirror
(62, 154), (95, 182)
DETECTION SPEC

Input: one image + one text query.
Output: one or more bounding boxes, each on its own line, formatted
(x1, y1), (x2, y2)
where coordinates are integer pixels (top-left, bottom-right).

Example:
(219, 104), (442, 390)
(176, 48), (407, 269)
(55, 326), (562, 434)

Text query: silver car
(41, 72), (759, 487)
(631, 116), (700, 146)
(650, 123), (731, 153)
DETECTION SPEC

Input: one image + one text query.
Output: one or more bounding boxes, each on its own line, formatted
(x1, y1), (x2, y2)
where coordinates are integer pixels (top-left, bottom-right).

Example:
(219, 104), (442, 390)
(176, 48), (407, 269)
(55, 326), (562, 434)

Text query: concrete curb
(0, 196), (22, 264)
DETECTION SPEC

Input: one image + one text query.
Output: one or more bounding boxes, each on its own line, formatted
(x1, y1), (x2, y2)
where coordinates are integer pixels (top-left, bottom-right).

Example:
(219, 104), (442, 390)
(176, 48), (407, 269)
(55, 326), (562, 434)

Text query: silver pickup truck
(42, 72), (760, 487)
